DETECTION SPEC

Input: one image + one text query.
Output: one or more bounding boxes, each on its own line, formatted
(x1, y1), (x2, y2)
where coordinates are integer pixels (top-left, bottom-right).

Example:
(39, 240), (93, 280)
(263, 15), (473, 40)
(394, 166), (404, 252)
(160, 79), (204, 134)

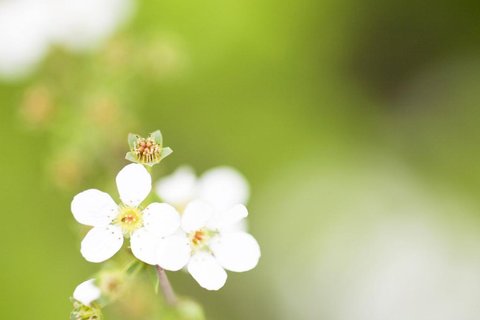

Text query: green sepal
(161, 147), (173, 159)
(150, 130), (163, 146)
(125, 151), (138, 163)
(70, 300), (103, 320)
(127, 133), (139, 150)
(125, 260), (144, 275)
(143, 147), (173, 167)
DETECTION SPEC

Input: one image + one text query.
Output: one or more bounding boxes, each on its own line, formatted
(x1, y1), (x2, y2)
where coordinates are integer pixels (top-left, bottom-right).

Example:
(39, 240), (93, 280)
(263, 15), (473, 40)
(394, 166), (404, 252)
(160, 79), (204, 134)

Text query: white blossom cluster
(72, 164), (261, 294)
(0, 0), (133, 79)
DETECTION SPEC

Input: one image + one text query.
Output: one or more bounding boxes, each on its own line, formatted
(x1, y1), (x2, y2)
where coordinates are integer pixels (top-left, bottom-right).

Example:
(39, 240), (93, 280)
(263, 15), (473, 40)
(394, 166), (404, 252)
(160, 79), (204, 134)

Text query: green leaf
(125, 260), (143, 275)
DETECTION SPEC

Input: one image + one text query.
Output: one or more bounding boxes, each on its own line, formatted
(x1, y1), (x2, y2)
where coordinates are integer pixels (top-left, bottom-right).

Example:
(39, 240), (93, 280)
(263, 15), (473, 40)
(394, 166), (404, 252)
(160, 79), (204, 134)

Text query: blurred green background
(2, 0), (480, 319)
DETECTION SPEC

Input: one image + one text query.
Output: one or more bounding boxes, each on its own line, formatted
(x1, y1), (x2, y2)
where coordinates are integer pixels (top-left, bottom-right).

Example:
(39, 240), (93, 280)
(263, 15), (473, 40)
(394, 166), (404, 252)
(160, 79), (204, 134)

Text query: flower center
(192, 230), (206, 245)
(134, 137), (161, 164)
(116, 206), (143, 234)
(189, 229), (215, 250)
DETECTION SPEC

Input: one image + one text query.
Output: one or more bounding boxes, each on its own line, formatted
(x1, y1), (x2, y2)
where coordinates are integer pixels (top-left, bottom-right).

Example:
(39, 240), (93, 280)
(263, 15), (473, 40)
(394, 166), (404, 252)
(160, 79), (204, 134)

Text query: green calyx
(125, 130), (173, 166)
(70, 301), (103, 320)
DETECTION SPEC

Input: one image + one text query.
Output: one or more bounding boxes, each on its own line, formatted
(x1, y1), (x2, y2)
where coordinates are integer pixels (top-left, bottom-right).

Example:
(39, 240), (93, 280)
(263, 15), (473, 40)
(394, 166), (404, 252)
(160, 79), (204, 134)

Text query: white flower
(0, 0), (51, 79)
(47, 0), (134, 52)
(73, 279), (101, 306)
(155, 166), (249, 211)
(71, 163), (180, 264)
(155, 166), (259, 290)
(156, 200), (261, 290)
(0, 0), (134, 80)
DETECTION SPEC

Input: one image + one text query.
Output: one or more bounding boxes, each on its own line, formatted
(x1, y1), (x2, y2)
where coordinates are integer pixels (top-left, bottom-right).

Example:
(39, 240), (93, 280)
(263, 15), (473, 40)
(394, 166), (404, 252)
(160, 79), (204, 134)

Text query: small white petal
(155, 166), (197, 206)
(130, 228), (159, 265)
(73, 279), (101, 306)
(223, 219), (248, 233)
(198, 167), (249, 210)
(187, 252), (227, 290)
(209, 204), (249, 230)
(181, 200), (214, 232)
(81, 225), (124, 263)
(116, 163), (151, 207)
(211, 232), (260, 272)
(71, 189), (118, 227)
(156, 234), (191, 271)
(143, 203), (180, 237)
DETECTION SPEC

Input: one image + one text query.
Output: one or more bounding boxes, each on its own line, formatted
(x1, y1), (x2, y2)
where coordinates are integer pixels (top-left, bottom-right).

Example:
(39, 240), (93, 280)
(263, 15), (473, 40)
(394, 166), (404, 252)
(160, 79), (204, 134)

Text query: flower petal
(198, 167), (249, 210)
(116, 163), (151, 207)
(156, 234), (191, 271)
(81, 225), (124, 263)
(209, 204), (249, 230)
(71, 189), (118, 227)
(210, 232), (260, 272)
(73, 279), (101, 306)
(143, 203), (180, 236)
(187, 252), (227, 290)
(155, 166), (197, 206)
(130, 228), (159, 265)
(181, 200), (213, 232)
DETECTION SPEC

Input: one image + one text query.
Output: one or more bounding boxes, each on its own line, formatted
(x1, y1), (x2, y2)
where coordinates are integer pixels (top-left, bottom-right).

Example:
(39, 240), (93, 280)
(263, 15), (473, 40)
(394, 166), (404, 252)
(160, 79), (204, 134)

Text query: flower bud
(162, 298), (206, 320)
(97, 269), (127, 301)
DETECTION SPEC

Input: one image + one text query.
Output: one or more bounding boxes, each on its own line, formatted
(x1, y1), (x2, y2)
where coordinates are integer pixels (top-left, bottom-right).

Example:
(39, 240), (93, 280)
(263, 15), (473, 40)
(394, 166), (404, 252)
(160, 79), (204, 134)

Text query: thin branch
(156, 265), (177, 306)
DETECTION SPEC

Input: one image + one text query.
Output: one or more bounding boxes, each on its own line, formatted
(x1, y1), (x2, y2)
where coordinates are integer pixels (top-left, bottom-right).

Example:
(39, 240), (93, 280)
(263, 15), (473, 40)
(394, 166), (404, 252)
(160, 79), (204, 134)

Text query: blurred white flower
(0, 0), (134, 79)
(155, 166), (197, 206)
(0, 0), (51, 79)
(156, 200), (261, 290)
(73, 279), (101, 306)
(71, 163), (180, 264)
(156, 166), (250, 211)
(47, 0), (133, 52)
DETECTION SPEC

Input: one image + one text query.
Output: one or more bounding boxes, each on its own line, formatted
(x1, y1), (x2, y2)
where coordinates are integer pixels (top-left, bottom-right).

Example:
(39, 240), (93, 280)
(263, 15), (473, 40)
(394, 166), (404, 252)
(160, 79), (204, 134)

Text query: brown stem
(155, 265), (177, 306)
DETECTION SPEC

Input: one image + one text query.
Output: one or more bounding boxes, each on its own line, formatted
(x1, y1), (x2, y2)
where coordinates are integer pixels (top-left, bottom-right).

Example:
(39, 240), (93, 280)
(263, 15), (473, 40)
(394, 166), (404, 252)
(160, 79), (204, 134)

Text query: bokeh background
(2, 0), (480, 319)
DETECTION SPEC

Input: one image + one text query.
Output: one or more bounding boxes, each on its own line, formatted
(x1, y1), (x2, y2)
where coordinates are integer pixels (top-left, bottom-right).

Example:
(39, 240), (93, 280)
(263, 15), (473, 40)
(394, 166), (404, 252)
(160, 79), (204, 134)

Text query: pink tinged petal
(181, 200), (214, 232)
(209, 204), (249, 230)
(210, 232), (261, 272)
(80, 225), (124, 263)
(73, 279), (101, 306)
(116, 163), (151, 207)
(187, 252), (227, 290)
(143, 203), (180, 236)
(198, 167), (249, 210)
(155, 166), (197, 205)
(71, 189), (118, 227)
(130, 228), (159, 265)
(156, 234), (191, 271)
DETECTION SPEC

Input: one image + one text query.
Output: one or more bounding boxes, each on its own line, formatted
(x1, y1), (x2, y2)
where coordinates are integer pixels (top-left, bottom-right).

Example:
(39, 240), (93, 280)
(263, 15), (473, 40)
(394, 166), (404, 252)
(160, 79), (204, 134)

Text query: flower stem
(155, 265), (177, 306)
